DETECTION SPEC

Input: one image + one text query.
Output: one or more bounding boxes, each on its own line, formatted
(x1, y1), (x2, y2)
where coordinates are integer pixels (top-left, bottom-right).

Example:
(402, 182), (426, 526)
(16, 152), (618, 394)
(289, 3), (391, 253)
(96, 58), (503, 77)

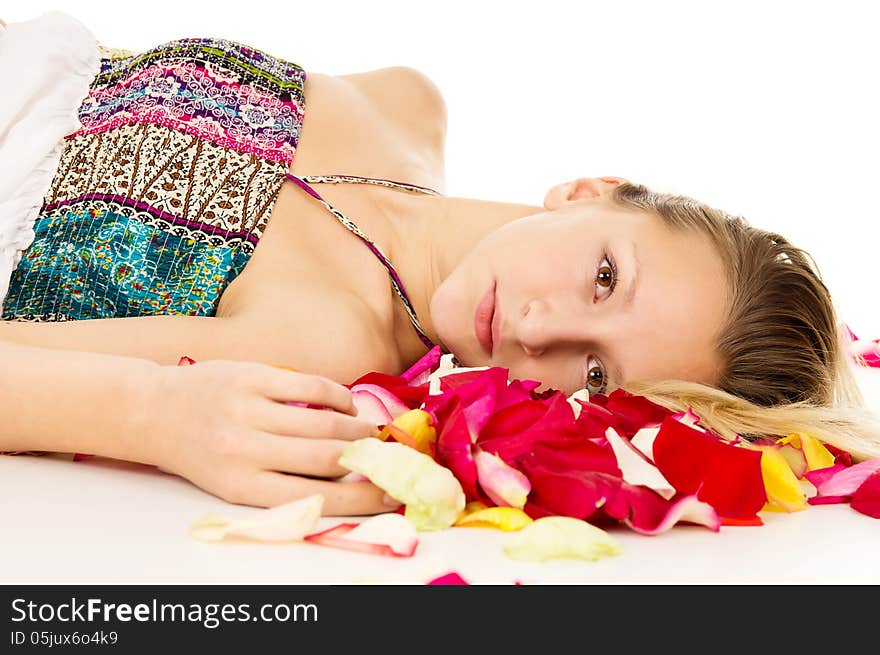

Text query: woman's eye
(584, 355), (607, 395)
(595, 253), (618, 298)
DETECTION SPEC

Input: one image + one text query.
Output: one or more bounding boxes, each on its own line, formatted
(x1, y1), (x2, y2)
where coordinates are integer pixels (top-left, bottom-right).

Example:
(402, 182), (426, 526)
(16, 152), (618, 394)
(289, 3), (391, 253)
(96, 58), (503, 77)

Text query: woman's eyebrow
(623, 241), (640, 308)
(610, 242), (639, 388)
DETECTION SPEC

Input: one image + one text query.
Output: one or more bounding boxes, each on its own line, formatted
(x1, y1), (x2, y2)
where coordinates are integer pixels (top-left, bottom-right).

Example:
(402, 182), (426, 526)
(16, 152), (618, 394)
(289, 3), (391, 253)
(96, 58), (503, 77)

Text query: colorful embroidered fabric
(2, 37), (306, 320)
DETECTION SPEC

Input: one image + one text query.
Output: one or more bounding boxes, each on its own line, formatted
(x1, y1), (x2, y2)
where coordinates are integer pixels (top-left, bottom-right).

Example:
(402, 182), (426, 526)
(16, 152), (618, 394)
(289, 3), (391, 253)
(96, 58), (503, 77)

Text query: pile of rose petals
(182, 343), (880, 561)
(345, 346), (880, 530)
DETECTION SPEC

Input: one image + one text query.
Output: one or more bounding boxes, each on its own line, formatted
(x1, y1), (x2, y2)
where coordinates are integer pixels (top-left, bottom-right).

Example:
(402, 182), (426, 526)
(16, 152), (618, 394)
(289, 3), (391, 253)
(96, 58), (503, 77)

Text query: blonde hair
(608, 182), (880, 461)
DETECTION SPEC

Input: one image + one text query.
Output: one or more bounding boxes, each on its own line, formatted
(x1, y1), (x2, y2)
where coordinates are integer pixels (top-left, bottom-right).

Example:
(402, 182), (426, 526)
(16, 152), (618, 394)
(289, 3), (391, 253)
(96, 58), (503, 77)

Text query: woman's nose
(516, 298), (594, 356)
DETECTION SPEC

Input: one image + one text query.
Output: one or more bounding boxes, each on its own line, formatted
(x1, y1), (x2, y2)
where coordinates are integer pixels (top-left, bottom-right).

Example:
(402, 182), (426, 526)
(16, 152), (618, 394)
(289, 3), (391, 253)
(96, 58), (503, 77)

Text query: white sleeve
(0, 11), (100, 311)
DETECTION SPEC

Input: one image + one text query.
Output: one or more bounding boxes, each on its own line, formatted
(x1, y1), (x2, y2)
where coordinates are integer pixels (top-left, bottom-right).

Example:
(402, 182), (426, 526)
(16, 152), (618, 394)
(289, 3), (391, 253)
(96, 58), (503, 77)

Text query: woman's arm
(0, 339), (395, 513)
(0, 287), (394, 380)
(0, 339), (159, 460)
(0, 315), (239, 366)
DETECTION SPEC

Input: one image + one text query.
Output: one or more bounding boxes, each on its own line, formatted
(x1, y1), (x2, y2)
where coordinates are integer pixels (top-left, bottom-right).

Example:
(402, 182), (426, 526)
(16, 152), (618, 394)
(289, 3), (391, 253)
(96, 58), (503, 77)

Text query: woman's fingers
(252, 434), (352, 478)
(256, 401), (378, 440)
(255, 368), (358, 416)
(247, 472), (398, 515)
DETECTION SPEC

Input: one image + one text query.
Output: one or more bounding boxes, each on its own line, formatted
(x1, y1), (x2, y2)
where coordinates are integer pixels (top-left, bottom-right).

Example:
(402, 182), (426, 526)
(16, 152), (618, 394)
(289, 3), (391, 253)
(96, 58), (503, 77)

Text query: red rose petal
(652, 417), (766, 519)
(595, 388), (674, 437)
(807, 495), (850, 506)
(435, 397), (479, 500)
(850, 470), (880, 518)
(720, 515), (765, 527)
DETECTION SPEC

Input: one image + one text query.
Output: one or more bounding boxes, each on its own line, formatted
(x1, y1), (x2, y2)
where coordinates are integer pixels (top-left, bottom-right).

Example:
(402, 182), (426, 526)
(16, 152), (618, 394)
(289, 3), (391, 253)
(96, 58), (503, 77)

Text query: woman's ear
(543, 176), (628, 210)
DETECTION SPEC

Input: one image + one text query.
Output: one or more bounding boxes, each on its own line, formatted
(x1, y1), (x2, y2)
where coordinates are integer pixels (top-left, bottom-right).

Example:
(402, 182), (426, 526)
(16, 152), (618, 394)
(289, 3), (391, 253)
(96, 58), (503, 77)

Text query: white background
(5, 0), (879, 336)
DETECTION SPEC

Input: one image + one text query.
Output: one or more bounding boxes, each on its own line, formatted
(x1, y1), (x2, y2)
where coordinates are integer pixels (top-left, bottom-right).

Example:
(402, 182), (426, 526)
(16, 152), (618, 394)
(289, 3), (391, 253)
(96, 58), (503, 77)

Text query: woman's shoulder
(336, 66), (448, 149)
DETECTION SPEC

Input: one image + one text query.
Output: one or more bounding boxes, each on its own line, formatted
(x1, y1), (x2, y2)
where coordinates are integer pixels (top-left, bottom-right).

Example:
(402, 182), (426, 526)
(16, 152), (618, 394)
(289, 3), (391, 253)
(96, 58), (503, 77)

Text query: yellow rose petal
(456, 501), (489, 522)
(797, 433), (836, 471)
(503, 516), (622, 562)
(455, 507), (534, 531)
(777, 433), (835, 473)
(758, 446), (807, 512)
(378, 409), (437, 454)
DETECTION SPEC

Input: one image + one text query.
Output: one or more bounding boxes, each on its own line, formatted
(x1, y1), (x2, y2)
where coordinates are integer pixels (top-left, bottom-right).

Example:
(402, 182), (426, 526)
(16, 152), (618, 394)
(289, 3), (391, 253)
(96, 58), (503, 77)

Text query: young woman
(1, 13), (877, 512)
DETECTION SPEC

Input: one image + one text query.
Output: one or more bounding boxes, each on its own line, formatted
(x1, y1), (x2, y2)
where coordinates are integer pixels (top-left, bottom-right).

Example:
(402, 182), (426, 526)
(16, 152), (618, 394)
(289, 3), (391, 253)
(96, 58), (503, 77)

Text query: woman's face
(429, 179), (730, 397)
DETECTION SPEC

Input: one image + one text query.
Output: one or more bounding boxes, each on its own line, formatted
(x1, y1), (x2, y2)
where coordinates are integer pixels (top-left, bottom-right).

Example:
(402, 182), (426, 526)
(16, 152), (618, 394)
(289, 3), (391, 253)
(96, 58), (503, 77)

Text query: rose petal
(671, 407), (707, 432)
(630, 426), (660, 462)
(338, 438), (465, 531)
(624, 493), (721, 536)
(304, 513), (419, 557)
(804, 464), (847, 489)
(806, 458), (880, 498)
(455, 507), (534, 531)
(384, 409), (437, 455)
(720, 515), (765, 527)
(351, 389), (394, 425)
(474, 449), (531, 509)
(754, 445), (807, 512)
(842, 325), (880, 367)
(458, 501), (489, 518)
(776, 433), (835, 473)
(652, 416), (766, 519)
(503, 516), (622, 562)
(435, 397), (479, 499)
(807, 495), (851, 506)
(592, 388), (674, 437)
(178, 356), (196, 366)
(850, 471), (880, 518)
(604, 427), (675, 500)
(401, 345), (443, 385)
(189, 495), (323, 543)
(427, 572), (470, 585)
(776, 443), (808, 479)
(350, 384), (410, 419)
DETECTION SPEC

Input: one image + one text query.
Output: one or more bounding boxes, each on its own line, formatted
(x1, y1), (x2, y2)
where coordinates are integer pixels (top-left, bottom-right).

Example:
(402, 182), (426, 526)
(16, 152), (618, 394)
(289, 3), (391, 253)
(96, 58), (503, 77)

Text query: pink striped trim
(71, 112), (297, 164)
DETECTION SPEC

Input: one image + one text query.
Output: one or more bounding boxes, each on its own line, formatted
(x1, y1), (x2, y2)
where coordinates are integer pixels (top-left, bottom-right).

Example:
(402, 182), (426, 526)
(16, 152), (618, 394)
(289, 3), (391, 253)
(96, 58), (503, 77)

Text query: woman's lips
(474, 281), (496, 357)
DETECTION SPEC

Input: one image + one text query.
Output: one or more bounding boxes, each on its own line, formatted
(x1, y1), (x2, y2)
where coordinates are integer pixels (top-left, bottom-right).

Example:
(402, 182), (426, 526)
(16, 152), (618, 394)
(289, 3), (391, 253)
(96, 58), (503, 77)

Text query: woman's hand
(137, 360), (398, 515)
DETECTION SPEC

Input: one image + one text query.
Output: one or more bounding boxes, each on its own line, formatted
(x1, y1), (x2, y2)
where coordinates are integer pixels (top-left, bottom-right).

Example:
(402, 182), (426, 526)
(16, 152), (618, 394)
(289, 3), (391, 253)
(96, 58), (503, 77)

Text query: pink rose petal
(842, 324), (880, 367)
(305, 514), (419, 558)
(351, 389), (394, 425)
(474, 449), (531, 509)
(349, 384), (409, 419)
(624, 493), (721, 536)
(806, 458), (880, 498)
(400, 345), (443, 385)
(427, 572), (470, 585)
(807, 495), (851, 506)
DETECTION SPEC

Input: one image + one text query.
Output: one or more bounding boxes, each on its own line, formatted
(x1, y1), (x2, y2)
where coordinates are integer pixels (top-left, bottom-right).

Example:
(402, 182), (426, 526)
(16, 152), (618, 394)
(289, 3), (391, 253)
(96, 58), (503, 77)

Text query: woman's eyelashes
(594, 251), (618, 299)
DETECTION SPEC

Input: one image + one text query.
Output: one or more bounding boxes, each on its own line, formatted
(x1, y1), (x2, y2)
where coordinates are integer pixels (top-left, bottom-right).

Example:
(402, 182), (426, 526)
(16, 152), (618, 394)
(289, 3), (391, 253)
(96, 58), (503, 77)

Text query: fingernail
(383, 494), (402, 507)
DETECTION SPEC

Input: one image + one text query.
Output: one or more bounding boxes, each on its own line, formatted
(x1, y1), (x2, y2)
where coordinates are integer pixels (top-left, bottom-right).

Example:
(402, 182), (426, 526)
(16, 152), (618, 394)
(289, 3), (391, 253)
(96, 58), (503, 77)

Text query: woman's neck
(379, 192), (542, 364)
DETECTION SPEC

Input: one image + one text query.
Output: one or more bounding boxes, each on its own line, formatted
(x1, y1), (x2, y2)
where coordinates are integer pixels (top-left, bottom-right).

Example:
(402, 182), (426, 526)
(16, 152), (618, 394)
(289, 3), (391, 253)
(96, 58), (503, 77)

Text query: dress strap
(285, 172), (437, 350)
(297, 173), (442, 197)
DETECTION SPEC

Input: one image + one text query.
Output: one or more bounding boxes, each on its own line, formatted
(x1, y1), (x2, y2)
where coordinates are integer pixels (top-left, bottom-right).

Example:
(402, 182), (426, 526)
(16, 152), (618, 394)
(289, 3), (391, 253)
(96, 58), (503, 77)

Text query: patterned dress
(2, 38), (307, 320)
